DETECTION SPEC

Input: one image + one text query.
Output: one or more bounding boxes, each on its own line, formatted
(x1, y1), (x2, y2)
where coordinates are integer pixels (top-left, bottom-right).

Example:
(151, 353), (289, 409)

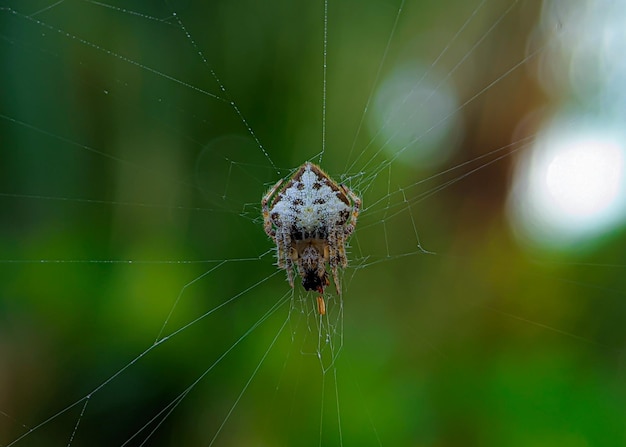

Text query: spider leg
(340, 184), (361, 236)
(330, 262), (341, 295)
(327, 230), (343, 294)
(276, 232), (294, 288)
(336, 232), (348, 268)
(285, 260), (295, 288)
(262, 179), (283, 238)
(285, 246), (295, 288)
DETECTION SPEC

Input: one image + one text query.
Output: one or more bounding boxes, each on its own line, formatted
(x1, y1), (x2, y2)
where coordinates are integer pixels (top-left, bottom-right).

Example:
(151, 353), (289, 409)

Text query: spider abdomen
(261, 162), (361, 295)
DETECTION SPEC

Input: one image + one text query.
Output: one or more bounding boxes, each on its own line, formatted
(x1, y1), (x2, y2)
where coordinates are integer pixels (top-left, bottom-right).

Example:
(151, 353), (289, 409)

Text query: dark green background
(1, 1), (625, 446)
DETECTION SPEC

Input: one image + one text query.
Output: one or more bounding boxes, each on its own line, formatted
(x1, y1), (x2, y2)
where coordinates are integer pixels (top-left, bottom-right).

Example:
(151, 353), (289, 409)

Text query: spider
(262, 162), (361, 295)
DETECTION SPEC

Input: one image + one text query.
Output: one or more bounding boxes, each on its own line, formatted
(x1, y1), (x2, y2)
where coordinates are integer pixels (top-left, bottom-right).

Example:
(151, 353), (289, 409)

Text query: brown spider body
(262, 162), (361, 294)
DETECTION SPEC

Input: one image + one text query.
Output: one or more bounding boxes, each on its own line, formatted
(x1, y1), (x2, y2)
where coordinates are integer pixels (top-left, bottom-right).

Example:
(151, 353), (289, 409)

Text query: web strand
(2, 1), (623, 446)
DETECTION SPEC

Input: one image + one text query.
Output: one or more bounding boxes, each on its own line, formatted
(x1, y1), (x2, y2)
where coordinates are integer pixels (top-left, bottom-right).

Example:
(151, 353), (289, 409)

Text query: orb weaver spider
(262, 162), (361, 297)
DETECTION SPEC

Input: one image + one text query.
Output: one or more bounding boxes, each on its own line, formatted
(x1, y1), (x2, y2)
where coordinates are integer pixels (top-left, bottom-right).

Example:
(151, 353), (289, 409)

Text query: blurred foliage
(1, 0), (626, 446)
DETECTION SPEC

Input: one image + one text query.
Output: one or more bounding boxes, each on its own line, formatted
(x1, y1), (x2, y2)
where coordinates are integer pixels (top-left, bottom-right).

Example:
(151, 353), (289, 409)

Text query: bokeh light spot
(369, 62), (462, 167)
(508, 117), (626, 249)
(545, 138), (623, 219)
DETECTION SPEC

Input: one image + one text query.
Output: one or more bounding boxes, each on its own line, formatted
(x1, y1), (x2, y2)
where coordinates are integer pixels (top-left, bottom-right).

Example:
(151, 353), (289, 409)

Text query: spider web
(1, 0), (626, 446)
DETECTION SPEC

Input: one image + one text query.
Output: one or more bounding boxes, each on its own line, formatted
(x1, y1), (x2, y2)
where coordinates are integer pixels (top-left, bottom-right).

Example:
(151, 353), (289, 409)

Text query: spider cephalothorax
(262, 162), (361, 295)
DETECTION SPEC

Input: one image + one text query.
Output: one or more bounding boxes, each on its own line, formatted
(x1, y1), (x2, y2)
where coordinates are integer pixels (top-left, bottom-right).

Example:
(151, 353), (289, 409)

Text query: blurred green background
(1, 0), (626, 446)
